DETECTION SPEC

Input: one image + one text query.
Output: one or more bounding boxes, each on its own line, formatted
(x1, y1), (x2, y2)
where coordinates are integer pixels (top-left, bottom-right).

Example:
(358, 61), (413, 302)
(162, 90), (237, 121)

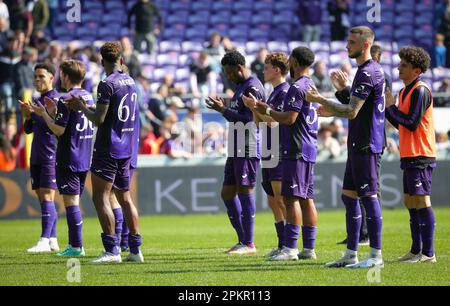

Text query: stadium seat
(159, 41), (181, 53)
(188, 11), (210, 26)
(171, 0), (191, 12)
(212, 0), (232, 12)
(274, 0), (297, 12)
(267, 41), (289, 53)
(105, 1), (125, 12)
(209, 13), (231, 25)
(181, 41), (203, 53)
(175, 68), (190, 81)
(83, 0), (103, 12)
(251, 12), (273, 25)
(232, 1), (253, 12)
(254, 0), (274, 11)
(156, 53), (179, 67)
(191, 0), (212, 11)
(229, 27), (249, 41)
(162, 26), (186, 41)
(230, 11), (253, 25)
(245, 41), (267, 54)
(249, 28), (269, 41)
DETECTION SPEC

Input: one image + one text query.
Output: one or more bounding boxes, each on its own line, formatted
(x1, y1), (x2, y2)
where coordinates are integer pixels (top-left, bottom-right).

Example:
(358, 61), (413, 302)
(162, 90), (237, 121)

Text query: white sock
(370, 247), (382, 258)
(40, 237), (50, 243)
(345, 249), (357, 257)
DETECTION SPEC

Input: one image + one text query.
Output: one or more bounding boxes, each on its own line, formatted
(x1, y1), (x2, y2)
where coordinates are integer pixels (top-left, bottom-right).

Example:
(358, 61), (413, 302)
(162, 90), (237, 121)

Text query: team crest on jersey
(56, 113), (63, 121)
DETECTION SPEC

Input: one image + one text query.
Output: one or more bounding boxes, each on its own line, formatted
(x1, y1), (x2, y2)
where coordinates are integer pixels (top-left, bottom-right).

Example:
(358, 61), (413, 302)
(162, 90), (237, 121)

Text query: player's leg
(222, 157), (244, 252)
(265, 180), (286, 257)
(228, 158), (259, 255)
(298, 162), (317, 260)
(326, 155), (360, 267)
(28, 164), (58, 253)
(56, 170), (87, 257)
(110, 192), (126, 251)
(413, 166), (436, 263)
(346, 153), (383, 269)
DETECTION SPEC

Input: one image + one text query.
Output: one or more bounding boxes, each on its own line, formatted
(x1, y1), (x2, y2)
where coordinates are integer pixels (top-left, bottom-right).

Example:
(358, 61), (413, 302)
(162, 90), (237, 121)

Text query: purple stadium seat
(330, 41), (347, 53)
(249, 28), (269, 41)
(181, 41), (203, 53)
(254, 0), (274, 11)
(83, 0), (103, 12)
(229, 27), (249, 41)
(251, 11), (273, 25)
(175, 68), (190, 81)
(188, 11), (210, 26)
(274, 0), (297, 12)
(171, 0), (191, 12)
(395, 2), (414, 13)
(230, 11), (252, 25)
(309, 41), (330, 52)
(156, 53), (180, 67)
(245, 41), (267, 54)
(267, 41), (289, 53)
(232, 1), (253, 11)
(212, 0), (232, 12)
(209, 13), (231, 25)
(166, 11), (190, 25)
(178, 54), (190, 66)
(191, 0), (212, 11)
(159, 41), (181, 53)
(105, 1), (125, 12)
(185, 26), (208, 41)
(288, 41), (308, 52)
(162, 25), (186, 40)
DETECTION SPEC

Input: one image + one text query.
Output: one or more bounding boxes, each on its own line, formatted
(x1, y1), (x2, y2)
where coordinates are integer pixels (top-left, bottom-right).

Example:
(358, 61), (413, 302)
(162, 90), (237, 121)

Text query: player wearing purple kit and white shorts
(206, 50), (265, 255)
(32, 60), (94, 257)
(19, 63), (60, 254)
(307, 26), (386, 269)
(251, 47), (319, 261)
(66, 42), (143, 263)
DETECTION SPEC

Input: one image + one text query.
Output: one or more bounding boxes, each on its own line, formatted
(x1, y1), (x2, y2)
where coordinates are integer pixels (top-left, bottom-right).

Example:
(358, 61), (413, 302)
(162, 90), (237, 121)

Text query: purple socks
(238, 193), (256, 245)
(41, 201), (57, 239)
(361, 197), (383, 250)
(284, 224), (300, 249)
(342, 195), (362, 251)
(66, 205), (83, 248)
(129, 234), (142, 255)
(418, 207), (436, 257)
(112, 207), (130, 248)
(224, 197), (245, 244)
(302, 226), (316, 250)
(101, 233), (119, 255)
(408, 209), (422, 254)
(275, 221), (285, 249)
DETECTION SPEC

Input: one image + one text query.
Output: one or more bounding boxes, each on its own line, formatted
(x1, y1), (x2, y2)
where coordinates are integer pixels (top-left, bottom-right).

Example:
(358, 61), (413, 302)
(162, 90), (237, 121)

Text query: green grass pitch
(0, 208), (449, 286)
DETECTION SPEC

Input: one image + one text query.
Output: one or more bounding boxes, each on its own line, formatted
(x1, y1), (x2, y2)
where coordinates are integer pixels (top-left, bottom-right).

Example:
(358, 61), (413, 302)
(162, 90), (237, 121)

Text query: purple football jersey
(223, 76), (266, 159)
(94, 71), (138, 159)
(54, 88), (95, 172)
(27, 89), (59, 166)
(130, 99), (140, 169)
(349, 59), (386, 153)
(281, 76), (318, 162)
(263, 82), (289, 158)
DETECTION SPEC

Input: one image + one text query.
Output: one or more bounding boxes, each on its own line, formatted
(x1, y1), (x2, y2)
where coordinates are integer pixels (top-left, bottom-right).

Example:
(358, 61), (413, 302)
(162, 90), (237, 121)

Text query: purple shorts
(343, 151), (381, 197)
(261, 161), (283, 196)
(30, 164), (57, 190)
(223, 157), (260, 187)
(91, 154), (131, 191)
(403, 166), (433, 196)
(281, 159), (314, 199)
(56, 167), (87, 195)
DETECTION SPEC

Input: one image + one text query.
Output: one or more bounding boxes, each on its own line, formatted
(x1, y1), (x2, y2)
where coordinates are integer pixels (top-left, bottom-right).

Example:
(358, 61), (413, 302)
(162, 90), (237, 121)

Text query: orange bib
(398, 81), (436, 158)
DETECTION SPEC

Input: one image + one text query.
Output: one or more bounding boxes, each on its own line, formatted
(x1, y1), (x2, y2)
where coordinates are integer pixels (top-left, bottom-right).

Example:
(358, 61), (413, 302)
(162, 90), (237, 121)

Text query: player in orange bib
(386, 46), (437, 263)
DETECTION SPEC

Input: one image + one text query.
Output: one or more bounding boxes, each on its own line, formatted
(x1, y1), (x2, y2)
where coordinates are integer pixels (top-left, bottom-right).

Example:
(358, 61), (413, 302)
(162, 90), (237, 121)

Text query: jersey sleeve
(351, 69), (374, 101)
(284, 85), (303, 113)
(54, 98), (70, 128)
(96, 80), (114, 105)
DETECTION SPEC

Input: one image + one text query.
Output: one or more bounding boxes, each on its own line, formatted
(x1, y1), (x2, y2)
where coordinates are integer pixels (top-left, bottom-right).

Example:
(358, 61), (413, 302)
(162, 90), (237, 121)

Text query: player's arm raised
(31, 98), (65, 137)
(65, 94), (108, 127)
(252, 99), (298, 126)
(306, 86), (365, 119)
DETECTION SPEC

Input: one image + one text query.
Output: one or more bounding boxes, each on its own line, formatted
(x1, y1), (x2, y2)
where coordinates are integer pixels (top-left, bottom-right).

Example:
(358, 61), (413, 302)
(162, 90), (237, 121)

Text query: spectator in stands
(14, 46), (37, 99)
(435, 78), (450, 107)
(299, 0), (322, 43)
(120, 36), (142, 79)
(328, 0), (350, 41)
(139, 124), (160, 155)
(189, 51), (217, 102)
(340, 61), (354, 80)
(435, 0), (450, 31)
(251, 47), (268, 85)
(0, 0), (9, 29)
(35, 36), (49, 61)
(318, 124), (341, 159)
(9, 0), (32, 44)
(222, 36), (235, 53)
(311, 60), (334, 95)
(371, 44), (392, 91)
(204, 32), (225, 73)
(31, 0), (49, 35)
(0, 131), (16, 172)
(165, 96), (183, 124)
(127, 0), (163, 55)
(148, 84), (169, 136)
(438, 8), (450, 68)
(203, 122), (226, 156)
(163, 74), (186, 97)
(182, 101), (203, 155)
(47, 0), (57, 38)
(135, 73), (154, 130)
(159, 121), (192, 159)
(46, 41), (62, 66)
(0, 33), (21, 124)
(436, 131), (450, 151)
(0, 11), (9, 52)
(434, 33), (447, 68)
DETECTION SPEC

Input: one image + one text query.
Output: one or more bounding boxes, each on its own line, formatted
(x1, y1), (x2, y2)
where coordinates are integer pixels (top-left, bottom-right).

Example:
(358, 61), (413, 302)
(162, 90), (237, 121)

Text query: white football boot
(398, 251), (422, 263)
(325, 253), (359, 268)
(270, 247), (298, 261)
(124, 251), (145, 263)
(49, 237), (60, 252)
(346, 256), (384, 269)
(265, 248), (282, 258)
(92, 251), (122, 263)
(27, 238), (52, 253)
(298, 248), (317, 260)
(228, 244), (257, 255)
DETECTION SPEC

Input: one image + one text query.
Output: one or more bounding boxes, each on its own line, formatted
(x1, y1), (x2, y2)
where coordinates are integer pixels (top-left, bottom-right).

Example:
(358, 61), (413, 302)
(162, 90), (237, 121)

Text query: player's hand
(31, 101), (46, 117)
(44, 96), (57, 118)
(385, 88), (397, 107)
(254, 100), (269, 116)
(18, 100), (33, 119)
(242, 93), (258, 109)
(306, 86), (325, 104)
(317, 106), (334, 117)
(330, 70), (348, 91)
(205, 96), (226, 113)
(64, 94), (86, 111)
